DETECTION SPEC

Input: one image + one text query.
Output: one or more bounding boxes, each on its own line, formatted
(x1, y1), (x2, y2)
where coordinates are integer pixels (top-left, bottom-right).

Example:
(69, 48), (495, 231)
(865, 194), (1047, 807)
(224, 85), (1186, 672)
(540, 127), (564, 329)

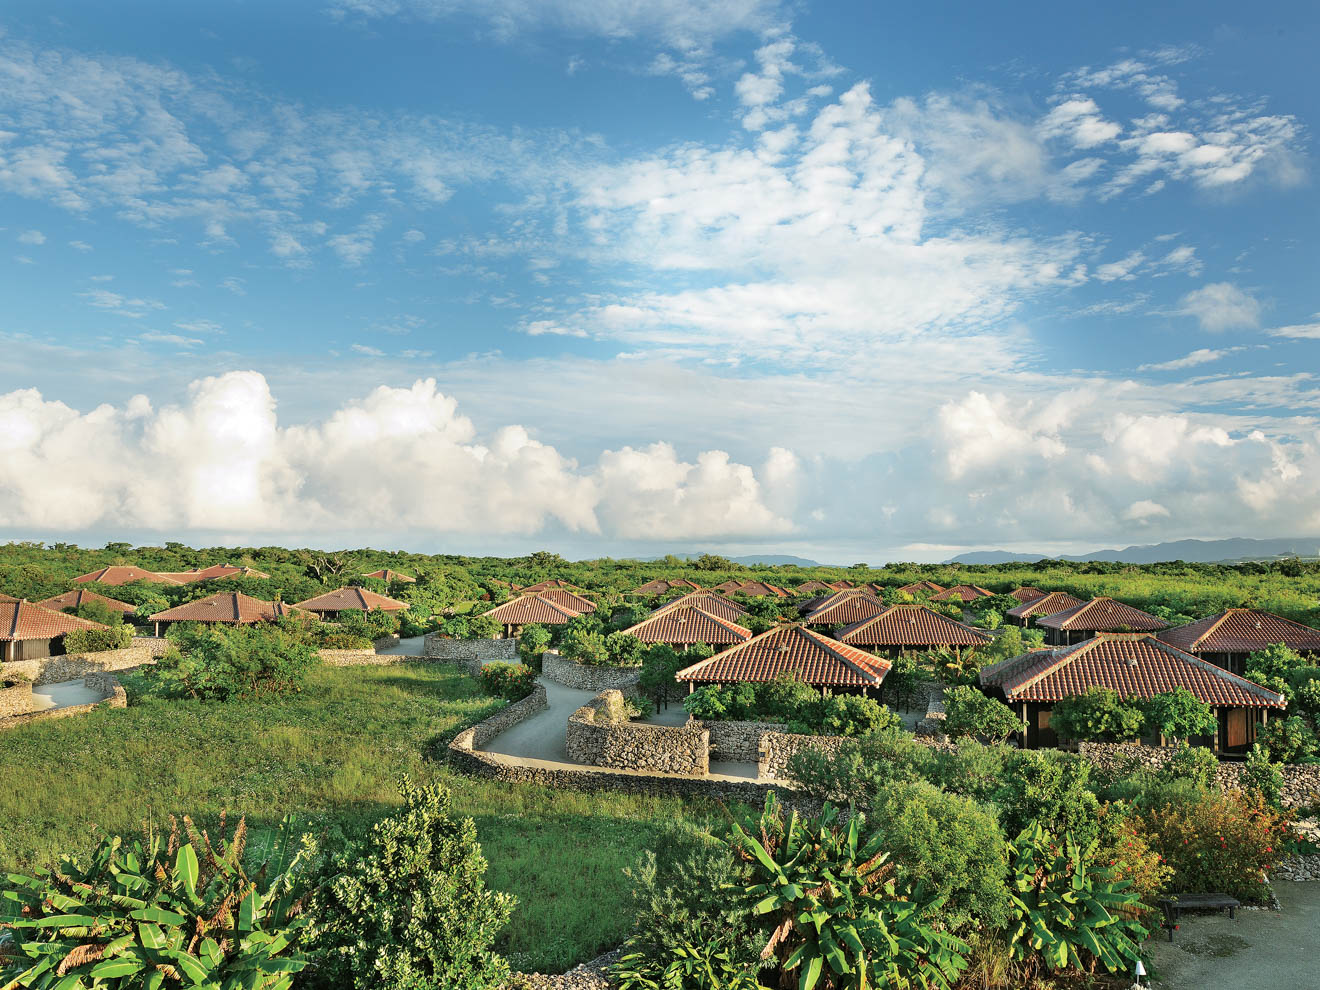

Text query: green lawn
(0, 663), (731, 972)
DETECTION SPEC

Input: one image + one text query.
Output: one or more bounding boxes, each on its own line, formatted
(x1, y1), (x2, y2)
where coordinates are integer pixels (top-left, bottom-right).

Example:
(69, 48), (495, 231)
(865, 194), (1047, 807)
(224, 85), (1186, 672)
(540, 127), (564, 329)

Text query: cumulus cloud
(1177, 282), (1262, 332)
(0, 373), (792, 540)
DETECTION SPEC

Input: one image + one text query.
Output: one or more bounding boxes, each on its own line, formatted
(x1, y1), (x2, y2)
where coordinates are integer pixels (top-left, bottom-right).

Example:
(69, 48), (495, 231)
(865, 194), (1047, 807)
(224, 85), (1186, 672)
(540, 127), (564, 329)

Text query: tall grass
(0, 662), (730, 972)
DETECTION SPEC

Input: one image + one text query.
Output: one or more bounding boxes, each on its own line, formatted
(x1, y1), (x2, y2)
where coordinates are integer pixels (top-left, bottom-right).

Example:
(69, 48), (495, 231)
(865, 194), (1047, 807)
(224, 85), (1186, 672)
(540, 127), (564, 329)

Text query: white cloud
(1267, 322), (1320, 340)
(79, 289), (166, 318)
(1123, 499), (1170, 522)
(68, 240), (93, 251)
(1177, 282), (1262, 332)
(174, 319), (222, 335)
(1038, 97), (1121, 148)
(1138, 346), (1243, 371)
(0, 373), (791, 540)
(17, 229), (45, 245)
(350, 343), (385, 356)
(138, 332), (203, 348)
(1095, 250), (1145, 282)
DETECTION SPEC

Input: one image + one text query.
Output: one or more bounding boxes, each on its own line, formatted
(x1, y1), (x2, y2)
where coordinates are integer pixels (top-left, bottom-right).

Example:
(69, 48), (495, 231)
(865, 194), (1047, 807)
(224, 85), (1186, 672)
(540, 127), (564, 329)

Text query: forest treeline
(1, 541), (1317, 626)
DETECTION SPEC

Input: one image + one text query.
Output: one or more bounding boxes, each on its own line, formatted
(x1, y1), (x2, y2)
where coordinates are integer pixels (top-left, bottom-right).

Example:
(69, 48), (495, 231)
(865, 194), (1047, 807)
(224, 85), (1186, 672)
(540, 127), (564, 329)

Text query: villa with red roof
(712, 579), (790, 598)
(536, 588), (597, 614)
(293, 587), (410, 619)
(147, 593), (307, 635)
(1159, 608), (1320, 676)
(1005, 591), (1085, 627)
(0, 600), (110, 661)
(931, 584), (993, 603)
(676, 624), (891, 692)
(651, 592), (749, 624)
(518, 579), (581, 594)
(802, 591), (886, 628)
(363, 568), (416, 584)
(157, 563), (272, 582)
(482, 594), (581, 638)
(835, 603), (993, 655)
(73, 565), (182, 587)
(980, 632), (1286, 753)
(631, 578), (703, 596)
(36, 589), (137, 617)
(1009, 587), (1048, 603)
(897, 580), (945, 596)
(623, 605), (752, 650)
(1035, 597), (1168, 645)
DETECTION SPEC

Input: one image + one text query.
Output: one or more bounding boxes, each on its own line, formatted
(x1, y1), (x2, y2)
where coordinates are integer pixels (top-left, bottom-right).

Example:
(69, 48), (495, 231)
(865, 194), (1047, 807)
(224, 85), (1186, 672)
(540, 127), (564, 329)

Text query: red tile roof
(518, 579), (579, 594)
(803, 591), (886, 627)
(537, 588), (597, 613)
(0, 593), (16, 603)
(363, 569), (416, 583)
(624, 605), (752, 646)
(1006, 591), (1086, 621)
(293, 587), (410, 612)
(632, 578), (703, 595)
(837, 604), (993, 648)
(1035, 597), (1167, 633)
(73, 566), (182, 587)
(676, 624), (891, 688)
(159, 563), (271, 582)
(482, 594), (581, 625)
(712, 579), (790, 597)
(0, 600), (109, 642)
(36, 589), (137, 615)
(897, 581), (945, 596)
(1159, 609), (1320, 655)
(793, 580), (838, 594)
(148, 593), (307, 625)
(651, 592), (750, 623)
(1009, 587), (1049, 603)
(980, 633), (1285, 708)
(931, 584), (993, 602)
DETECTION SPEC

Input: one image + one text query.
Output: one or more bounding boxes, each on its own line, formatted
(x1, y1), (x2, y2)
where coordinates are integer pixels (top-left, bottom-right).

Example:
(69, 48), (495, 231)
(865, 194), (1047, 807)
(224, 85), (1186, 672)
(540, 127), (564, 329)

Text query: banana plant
(0, 815), (317, 990)
(1005, 822), (1148, 975)
(732, 794), (967, 990)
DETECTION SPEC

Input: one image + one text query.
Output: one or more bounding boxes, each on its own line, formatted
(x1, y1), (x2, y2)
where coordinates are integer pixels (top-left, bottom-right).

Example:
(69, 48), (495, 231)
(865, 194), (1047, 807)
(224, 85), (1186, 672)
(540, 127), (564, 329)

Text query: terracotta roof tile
(73, 566), (182, 587)
(1159, 608), (1320, 655)
(0, 600), (110, 642)
(651, 592), (749, 623)
(793, 580), (838, 594)
(36, 589), (137, 614)
(148, 593), (307, 625)
(624, 605), (752, 646)
(837, 603), (993, 648)
(712, 579), (790, 597)
(632, 578), (703, 595)
(980, 633), (1285, 708)
(518, 579), (580, 594)
(1035, 597), (1167, 633)
(363, 569), (416, 583)
(1009, 587), (1049, 603)
(931, 584), (993, 602)
(293, 587), (410, 612)
(676, 624), (891, 688)
(897, 581), (945, 596)
(1006, 591), (1086, 621)
(803, 592), (886, 627)
(537, 588), (597, 613)
(482, 594), (581, 625)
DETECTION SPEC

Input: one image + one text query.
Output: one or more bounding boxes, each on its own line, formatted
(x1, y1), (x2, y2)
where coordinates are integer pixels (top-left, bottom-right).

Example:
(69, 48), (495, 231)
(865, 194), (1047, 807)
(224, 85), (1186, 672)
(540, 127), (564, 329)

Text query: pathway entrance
(29, 679), (104, 712)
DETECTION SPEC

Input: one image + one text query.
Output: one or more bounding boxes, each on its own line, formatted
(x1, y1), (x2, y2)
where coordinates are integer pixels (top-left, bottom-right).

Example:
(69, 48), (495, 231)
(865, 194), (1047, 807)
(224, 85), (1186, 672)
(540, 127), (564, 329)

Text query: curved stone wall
(541, 652), (640, 692)
(567, 690), (709, 775)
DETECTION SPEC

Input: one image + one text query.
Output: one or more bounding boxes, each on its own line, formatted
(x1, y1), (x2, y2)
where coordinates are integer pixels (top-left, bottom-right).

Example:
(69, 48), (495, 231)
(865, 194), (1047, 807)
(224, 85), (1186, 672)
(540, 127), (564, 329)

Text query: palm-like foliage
(1005, 823), (1148, 975)
(0, 815), (315, 990)
(732, 794), (967, 990)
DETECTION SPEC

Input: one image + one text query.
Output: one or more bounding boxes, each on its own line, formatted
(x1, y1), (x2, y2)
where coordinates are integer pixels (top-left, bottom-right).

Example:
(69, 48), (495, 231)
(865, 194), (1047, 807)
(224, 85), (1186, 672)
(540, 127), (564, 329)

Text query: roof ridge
(1144, 635), (1286, 705)
(1189, 609), (1236, 649)
(796, 625), (888, 683)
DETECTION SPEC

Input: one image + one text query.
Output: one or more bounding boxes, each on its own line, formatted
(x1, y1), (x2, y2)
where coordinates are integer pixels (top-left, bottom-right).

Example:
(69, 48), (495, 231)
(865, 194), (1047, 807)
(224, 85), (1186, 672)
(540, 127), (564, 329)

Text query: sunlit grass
(0, 662), (735, 972)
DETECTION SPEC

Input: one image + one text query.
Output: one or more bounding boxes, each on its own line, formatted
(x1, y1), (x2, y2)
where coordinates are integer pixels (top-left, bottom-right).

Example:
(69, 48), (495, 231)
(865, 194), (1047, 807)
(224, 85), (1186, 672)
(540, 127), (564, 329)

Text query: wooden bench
(1157, 893), (1241, 941)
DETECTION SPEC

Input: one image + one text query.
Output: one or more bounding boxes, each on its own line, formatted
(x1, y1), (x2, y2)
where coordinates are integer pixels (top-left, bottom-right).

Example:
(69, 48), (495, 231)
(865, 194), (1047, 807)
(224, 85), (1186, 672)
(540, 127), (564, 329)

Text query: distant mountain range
(638, 553), (821, 567)
(945, 537), (1320, 565)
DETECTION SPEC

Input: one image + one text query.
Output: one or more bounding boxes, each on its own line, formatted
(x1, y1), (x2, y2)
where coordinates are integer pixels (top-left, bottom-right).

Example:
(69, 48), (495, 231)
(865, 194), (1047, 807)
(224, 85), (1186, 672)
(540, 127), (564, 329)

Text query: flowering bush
(1137, 791), (1294, 903)
(479, 662), (537, 701)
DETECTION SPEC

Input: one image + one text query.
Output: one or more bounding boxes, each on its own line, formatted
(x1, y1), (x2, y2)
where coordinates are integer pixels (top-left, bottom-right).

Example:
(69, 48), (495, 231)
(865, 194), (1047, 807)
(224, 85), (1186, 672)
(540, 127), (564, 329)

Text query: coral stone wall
(423, 635), (518, 663)
(0, 680), (34, 717)
(1, 646), (154, 686)
(703, 720), (788, 763)
(541, 652), (641, 692)
(759, 732), (853, 782)
(566, 689), (709, 775)
(130, 636), (172, 657)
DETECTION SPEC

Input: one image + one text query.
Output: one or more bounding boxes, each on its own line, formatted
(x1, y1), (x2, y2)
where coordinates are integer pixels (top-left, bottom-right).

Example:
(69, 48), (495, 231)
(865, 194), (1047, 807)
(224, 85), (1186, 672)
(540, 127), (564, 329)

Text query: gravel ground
(505, 949), (621, 989)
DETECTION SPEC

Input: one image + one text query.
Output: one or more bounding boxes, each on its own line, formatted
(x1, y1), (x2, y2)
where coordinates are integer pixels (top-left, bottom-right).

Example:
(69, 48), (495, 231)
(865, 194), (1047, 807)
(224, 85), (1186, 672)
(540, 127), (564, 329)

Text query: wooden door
(1226, 709), (1248, 749)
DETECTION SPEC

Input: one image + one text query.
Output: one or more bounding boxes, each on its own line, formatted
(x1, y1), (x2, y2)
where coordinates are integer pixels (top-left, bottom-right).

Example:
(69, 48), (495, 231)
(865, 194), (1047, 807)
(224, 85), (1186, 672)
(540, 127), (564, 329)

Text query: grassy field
(0, 663), (733, 973)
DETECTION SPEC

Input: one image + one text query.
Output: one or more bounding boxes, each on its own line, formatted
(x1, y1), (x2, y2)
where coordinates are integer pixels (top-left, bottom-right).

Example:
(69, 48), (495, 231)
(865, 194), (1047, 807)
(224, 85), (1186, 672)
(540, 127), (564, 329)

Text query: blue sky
(1, 0), (1317, 562)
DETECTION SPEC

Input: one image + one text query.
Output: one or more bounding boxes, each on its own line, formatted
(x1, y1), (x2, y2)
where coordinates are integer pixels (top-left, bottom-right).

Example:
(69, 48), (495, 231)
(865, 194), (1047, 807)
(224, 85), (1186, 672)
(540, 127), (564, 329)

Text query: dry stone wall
(541, 652), (640, 691)
(759, 732), (853, 781)
(566, 689), (709, 775)
(704, 720), (788, 763)
(0, 674), (126, 732)
(130, 636), (172, 657)
(424, 635), (517, 664)
(0, 680), (34, 717)
(1, 646), (154, 686)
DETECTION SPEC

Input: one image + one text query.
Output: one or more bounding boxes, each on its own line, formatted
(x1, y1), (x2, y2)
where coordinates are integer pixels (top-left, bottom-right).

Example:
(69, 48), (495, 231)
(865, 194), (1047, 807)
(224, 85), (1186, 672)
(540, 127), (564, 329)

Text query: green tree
(1258, 716), (1319, 763)
(941, 686), (1023, 742)
(1049, 687), (1145, 742)
(1140, 688), (1217, 742)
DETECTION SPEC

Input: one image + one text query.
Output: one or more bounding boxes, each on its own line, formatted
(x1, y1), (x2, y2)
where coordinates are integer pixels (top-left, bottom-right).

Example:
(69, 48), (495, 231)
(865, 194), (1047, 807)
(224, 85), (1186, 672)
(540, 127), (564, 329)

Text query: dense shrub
(157, 623), (319, 699)
(1093, 803), (1173, 914)
(941, 686), (1023, 741)
(1140, 687), (1217, 741)
(307, 778), (514, 990)
(336, 606), (401, 641)
(808, 693), (900, 737)
(683, 678), (898, 737)
(1243, 743), (1285, 807)
(869, 780), (1011, 929)
(1158, 743), (1220, 789)
(785, 729), (932, 804)
(603, 631), (646, 667)
(0, 815), (316, 990)
(479, 661), (536, 701)
(517, 623), (552, 669)
(1137, 790), (1293, 903)
(1049, 687), (1144, 742)
(992, 750), (1101, 847)
(558, 625), (609, 665)
(929, 646), (981, 685)
(71, 598), (127, 626)
(638, 644), (688, 706)
(1258, 715), (1319, 763)
(62, 623), (133, 654)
